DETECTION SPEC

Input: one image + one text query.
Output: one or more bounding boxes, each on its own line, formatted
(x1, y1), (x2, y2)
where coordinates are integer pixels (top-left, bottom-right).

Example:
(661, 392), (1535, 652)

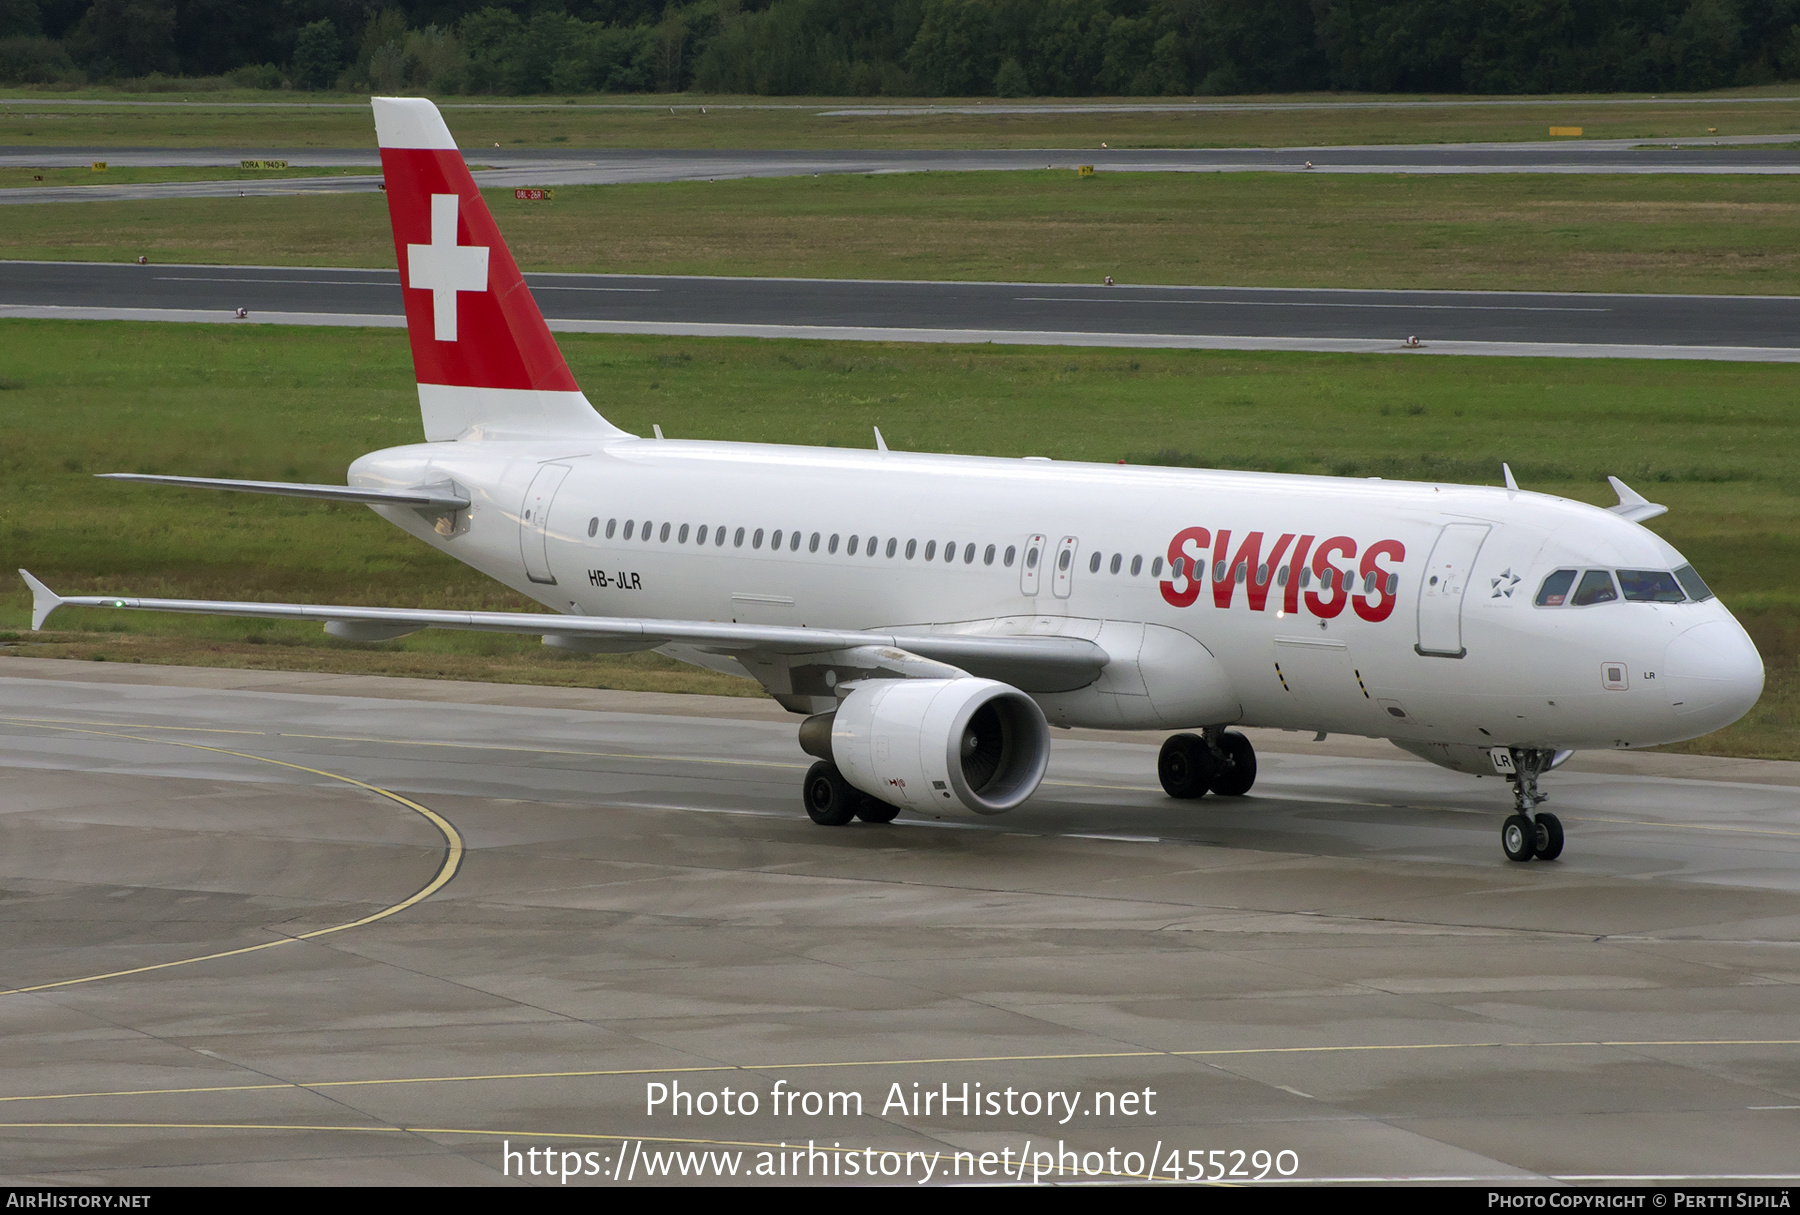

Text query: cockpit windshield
(1673, 564), (1715, 602)
(1617, 570), (1685, 603)
(1536, 566), (1708, 607)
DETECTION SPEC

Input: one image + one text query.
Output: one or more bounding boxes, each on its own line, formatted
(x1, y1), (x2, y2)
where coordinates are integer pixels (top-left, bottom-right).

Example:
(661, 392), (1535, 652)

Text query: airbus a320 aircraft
(21, 98), (1764, 862)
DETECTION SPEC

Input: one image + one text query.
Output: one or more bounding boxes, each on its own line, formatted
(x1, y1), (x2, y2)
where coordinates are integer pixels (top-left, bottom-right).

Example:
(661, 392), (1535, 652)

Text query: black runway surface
(5, 259), (1797, 353)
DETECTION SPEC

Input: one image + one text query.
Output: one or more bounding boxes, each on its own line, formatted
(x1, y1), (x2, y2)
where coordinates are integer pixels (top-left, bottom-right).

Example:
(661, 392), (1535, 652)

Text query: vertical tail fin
(373, 96), (624, 442)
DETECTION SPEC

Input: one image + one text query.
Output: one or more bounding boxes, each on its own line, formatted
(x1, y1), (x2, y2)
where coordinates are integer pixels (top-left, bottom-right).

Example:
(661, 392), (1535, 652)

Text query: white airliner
(20, 97), (1764, 862)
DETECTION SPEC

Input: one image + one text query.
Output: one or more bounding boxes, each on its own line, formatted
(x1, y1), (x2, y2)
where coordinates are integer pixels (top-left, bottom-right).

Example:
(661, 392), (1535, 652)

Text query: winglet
(1502, 462), (1518, 491)
(1606, 475), (1669, 523)
(19, 569), (63, 631)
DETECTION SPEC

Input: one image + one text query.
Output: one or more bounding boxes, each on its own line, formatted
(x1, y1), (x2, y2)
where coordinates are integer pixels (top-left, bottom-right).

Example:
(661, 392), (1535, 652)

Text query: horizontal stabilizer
(1605, 475), (1669, 523)
(97, 474), (470, 512)
(16, 576), (1111, 690)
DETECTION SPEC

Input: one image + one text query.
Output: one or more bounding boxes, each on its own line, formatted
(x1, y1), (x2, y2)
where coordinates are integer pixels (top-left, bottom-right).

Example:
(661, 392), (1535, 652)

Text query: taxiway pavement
(2, 657), (1797, 1185)
(5, 260), (1797, 362)
(4, 135), (1799, 205)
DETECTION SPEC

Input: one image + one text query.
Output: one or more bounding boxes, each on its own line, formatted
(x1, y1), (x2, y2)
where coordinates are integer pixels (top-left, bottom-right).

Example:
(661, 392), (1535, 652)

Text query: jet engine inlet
(826, 678), (1051, 815)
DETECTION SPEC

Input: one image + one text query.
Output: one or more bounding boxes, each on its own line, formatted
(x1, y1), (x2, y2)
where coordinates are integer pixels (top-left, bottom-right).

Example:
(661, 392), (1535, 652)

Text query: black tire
(1532, 812), (1564, 861)
(856, 797), (901, 824)
(803, 761), (859, 826)
(1208, 731), (1257, 797)
(1158, 733), (1216, 799)
(1501, 813), (1537, 862)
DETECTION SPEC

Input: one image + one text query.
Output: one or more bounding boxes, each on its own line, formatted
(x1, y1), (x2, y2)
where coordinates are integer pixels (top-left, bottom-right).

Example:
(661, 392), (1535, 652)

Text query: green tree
(907, 0), (996, 95)
(0, 0), (41, 38)
(291, 19), (339, 91)
(66, 0), (175, 77)
(993, 53), (1028, 95)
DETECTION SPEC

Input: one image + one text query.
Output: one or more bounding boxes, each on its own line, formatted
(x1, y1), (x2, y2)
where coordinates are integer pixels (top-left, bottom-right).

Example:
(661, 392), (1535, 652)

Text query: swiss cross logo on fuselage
(1160, 526), (1407, 622)
(407, 193), (489, 342)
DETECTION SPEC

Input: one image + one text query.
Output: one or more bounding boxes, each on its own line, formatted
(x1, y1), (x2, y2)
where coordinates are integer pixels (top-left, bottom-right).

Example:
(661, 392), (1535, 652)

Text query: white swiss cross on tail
(373, 96), (620, 441)
(408, 194), (488, 342)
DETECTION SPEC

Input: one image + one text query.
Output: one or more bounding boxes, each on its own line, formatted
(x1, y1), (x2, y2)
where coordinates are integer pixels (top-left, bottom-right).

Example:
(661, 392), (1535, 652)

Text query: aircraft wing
(18, 571), (1107, 694)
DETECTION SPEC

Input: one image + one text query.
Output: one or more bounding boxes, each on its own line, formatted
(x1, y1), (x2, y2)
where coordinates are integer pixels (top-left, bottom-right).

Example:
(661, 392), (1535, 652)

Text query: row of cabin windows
(585, 516), (1397, 595)
(1095, 552), (1398, 596)
(589, 517), (1018, 566)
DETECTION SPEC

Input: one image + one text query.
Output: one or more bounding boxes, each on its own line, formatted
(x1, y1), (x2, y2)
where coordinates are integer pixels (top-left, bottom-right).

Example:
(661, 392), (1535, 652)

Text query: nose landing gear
(1500, 749), (1564, 862)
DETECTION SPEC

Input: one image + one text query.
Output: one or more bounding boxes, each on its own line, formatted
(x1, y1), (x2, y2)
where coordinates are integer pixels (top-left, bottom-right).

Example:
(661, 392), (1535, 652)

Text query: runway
(2, 657), (1797, 1185)
(4, 135), (1799, 205)
(5, 260), (1797, 362)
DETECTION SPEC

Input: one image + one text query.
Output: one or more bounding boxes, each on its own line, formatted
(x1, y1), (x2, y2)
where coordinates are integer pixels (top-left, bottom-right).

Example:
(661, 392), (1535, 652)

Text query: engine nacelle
(824, 678), (1051, 815)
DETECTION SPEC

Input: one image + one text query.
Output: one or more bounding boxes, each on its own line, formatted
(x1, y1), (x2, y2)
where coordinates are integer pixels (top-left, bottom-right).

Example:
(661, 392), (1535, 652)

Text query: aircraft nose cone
(1663, 618), (1764, 732)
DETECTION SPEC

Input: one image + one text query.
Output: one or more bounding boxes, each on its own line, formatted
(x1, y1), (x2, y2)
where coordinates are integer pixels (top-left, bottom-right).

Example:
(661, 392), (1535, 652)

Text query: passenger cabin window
(1089, 552), (1102, 574)
(887, 538), (898, 558)
(1572, 569), (1618, 606)
(924, 541), (937, 560)
(587, 517), (599, 538)
(623, 520), (635, 540)
(984, 544), (996, 566)
(906, 539), (917, 559)
(770, 529), (782, 549)
(734, 527), (746, 547)
(1131, 556), (1142, 576)
(1151, 557), (1163, 577)
(1005, 546), (1017, 568)
(828, 534), (840, 554)
(1675, 563), (1714, 602)
(1536, 569), (1576, 606)
(715, 526), (727, 546)
(790, 531), (802, 551)
(678, 524), (690, 543)
(641, 520), (652, 540)
(605, 518), (617, 539)
(752, 528), (764, 549)
(944, 540), (956, 563)
(660, 522), (671, 542)
(1617, 570), (1685, 603)
(964, 543), (975, 564)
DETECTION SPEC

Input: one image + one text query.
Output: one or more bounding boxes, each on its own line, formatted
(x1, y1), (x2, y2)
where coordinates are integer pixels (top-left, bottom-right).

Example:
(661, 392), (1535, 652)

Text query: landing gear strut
(1159, 728), (1257, 799)
(1500, 748), (1563, 862)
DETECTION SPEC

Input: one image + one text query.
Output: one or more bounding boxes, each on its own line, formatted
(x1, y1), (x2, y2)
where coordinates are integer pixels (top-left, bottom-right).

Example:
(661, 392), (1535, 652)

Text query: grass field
(2, 165), (380, 189)
(0, 319), (1793, 758)
(5, 170), (1798, 295)
(3, 90), (1799, 150)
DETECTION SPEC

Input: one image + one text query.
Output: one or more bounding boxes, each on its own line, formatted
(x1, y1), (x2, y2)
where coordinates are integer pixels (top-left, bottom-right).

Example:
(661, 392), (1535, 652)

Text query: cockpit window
(1674, 563), (1715, 602)
(1617, 570), (1686, 603)
(1572, 569), (1619, 606)
(1536, 569), (1576, 606)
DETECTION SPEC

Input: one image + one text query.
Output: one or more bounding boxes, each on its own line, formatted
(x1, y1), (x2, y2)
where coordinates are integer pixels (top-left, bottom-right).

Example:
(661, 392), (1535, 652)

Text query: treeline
(2, 0), (1796, 95)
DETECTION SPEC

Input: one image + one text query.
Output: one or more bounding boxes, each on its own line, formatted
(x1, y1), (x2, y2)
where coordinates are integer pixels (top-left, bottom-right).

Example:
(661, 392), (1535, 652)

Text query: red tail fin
(373, 96), (620, 442)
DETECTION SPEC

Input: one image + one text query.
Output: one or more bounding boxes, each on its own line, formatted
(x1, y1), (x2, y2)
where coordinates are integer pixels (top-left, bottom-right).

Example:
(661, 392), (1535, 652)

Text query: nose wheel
(1500, 749), (1563, 861)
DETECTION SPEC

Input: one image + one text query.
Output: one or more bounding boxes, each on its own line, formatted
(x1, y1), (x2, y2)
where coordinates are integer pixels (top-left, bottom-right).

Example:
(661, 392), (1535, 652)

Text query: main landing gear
(802, 761), (900, 826)
(1500, 749), (1563, 863)
(1158, 728), (1257, 800)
